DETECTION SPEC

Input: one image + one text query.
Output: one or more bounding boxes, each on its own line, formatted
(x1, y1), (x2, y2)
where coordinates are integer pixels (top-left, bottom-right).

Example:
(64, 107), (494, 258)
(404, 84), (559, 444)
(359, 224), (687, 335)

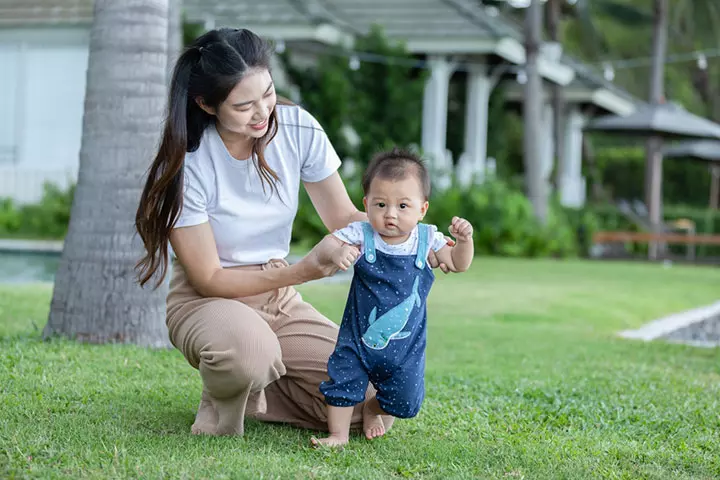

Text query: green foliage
(563, 0), (719, 115)
(280, 26), (427, 166)
(350, 28), (428, 164)
(280, 49), (353, 160)
(0, 199), (21, 235)
(593, 146), (714, 206)
(182, 17), (204, 48)
(0, 183), (74, 239)
(292, 177), (578, 258)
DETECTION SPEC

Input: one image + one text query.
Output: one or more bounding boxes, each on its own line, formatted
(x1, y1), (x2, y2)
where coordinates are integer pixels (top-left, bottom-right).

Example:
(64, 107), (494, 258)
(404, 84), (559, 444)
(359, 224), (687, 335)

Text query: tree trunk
(644, 0), (669, 259)
(710, 166), (720, 210)
(167, 0), (183, 79)
(547, 0), (566, 192)
(44, 0), (171, 347)
(582, 134), (604, 203)
(524, 0), (547, 223)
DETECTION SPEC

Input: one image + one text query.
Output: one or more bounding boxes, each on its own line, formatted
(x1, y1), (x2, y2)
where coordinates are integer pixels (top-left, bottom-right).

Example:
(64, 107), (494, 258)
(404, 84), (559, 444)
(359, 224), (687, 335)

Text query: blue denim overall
(320, 222), (435, 418)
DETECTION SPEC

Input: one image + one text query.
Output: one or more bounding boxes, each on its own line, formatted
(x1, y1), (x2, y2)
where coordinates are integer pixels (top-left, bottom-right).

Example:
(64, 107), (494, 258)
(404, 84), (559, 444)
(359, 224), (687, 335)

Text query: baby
(311, 147), (474, 447)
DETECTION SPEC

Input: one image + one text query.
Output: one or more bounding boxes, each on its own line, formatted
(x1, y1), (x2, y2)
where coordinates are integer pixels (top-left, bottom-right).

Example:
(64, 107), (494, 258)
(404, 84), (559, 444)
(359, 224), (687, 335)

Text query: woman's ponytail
(135, 47), (202, 287)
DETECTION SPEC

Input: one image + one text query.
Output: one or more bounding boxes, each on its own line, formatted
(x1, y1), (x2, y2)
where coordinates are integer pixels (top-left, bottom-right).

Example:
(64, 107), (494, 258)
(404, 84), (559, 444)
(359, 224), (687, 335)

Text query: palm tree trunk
(547, 0), (566, 193)
(645, 0), (669, 259)
(524, 0), (547, 223)
(43, 0), (170, 347)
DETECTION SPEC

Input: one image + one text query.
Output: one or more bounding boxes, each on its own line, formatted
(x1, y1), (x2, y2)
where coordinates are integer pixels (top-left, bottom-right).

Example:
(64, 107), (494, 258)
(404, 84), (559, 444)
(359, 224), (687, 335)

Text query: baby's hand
(449, 216), (474, 243)
(331, 243), (360, 271)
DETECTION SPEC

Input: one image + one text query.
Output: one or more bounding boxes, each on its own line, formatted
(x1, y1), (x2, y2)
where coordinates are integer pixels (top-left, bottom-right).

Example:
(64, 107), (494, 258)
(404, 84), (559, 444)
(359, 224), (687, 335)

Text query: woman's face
(199, 68), (276, 141)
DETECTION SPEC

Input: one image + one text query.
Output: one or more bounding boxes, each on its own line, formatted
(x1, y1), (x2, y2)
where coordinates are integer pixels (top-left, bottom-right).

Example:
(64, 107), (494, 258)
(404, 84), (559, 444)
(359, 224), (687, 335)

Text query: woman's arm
(170, 223), (342, 298)
(304, 172), (366, 232)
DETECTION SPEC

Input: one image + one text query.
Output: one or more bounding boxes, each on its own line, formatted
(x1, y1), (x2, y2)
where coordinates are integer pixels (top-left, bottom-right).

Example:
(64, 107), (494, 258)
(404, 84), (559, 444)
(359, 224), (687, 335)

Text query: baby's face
(363, 175), (428, 241)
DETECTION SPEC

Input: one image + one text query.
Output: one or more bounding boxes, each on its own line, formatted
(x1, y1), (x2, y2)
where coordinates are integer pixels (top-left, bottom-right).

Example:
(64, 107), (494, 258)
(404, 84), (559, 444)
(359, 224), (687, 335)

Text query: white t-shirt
(175, 104), (341, 267)
(333, 221), (448, 260)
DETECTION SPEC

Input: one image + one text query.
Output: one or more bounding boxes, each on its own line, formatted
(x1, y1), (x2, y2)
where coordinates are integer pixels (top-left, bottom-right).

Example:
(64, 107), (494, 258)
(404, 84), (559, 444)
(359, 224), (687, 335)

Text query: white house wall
(0, 43), (19, 165)
(0, 27), (89, 204)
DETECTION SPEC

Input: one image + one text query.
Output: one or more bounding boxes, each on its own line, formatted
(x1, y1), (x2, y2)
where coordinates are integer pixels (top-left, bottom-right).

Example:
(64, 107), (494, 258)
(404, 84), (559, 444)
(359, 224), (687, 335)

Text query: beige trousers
(166, 259), (368, 435)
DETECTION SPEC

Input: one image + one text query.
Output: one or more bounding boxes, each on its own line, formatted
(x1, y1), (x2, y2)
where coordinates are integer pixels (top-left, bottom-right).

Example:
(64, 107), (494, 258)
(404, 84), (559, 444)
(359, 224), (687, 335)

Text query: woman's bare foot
(310, 435), (348, 448)
(191, 390), (249, 436)
(363, 397), (393, 440)
(191, 390), (218, 435)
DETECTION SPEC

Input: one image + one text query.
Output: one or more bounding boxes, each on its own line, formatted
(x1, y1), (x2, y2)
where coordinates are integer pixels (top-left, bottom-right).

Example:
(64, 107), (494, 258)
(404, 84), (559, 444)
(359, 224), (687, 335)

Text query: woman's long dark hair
(135, 28), (286, 288)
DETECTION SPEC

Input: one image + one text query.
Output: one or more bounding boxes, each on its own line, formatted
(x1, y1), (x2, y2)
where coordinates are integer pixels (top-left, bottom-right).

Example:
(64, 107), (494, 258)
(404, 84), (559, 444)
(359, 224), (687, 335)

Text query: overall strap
(415, 224), (430, 269)
(362, 222), (377, 263)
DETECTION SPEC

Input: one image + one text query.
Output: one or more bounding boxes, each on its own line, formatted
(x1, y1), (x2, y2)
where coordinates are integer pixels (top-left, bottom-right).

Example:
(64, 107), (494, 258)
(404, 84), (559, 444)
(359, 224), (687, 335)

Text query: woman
(135, 28), (446, 437)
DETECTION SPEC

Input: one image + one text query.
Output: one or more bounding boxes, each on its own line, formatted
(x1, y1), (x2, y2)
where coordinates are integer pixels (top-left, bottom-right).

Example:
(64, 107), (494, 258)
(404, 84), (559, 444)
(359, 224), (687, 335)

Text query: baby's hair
(362, 147), (431, 199)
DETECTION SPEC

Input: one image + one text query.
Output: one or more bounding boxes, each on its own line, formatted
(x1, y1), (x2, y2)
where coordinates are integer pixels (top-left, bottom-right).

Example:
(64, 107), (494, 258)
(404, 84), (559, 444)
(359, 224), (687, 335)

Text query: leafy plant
(0, 183), (75, 239)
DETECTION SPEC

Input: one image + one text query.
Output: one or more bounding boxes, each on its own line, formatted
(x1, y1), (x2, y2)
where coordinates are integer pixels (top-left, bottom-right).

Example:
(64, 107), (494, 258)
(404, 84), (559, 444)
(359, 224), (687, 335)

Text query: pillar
(458, 65), (491, 188)
(559, 106), (587, 208)
(421, 56), (454, 172)
(540, 101), (555, 184)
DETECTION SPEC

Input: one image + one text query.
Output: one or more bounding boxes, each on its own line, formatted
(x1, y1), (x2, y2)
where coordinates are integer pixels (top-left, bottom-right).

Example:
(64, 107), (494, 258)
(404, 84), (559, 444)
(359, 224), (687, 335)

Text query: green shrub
(0, 198), (22, 235)
(595, 146), (714, 207)
(292, 178), (578, 258)
(280, 25), (427, 168)
(0, 183), (74, 240)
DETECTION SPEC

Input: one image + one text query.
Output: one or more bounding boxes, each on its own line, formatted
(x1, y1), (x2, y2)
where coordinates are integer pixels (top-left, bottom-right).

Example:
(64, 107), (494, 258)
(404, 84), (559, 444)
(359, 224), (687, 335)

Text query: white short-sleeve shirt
(175, 104), (341, 266)
(333, 222), (447, 260)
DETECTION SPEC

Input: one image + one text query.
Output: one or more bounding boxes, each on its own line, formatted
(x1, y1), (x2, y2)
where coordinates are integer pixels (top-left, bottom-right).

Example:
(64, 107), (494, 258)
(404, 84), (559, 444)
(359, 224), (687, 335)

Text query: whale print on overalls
(320, 222), (435, 418)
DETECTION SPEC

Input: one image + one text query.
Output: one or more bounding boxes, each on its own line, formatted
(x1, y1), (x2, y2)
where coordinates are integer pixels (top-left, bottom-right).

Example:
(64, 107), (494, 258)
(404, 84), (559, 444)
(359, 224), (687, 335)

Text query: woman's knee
(195, 301), (286, 399)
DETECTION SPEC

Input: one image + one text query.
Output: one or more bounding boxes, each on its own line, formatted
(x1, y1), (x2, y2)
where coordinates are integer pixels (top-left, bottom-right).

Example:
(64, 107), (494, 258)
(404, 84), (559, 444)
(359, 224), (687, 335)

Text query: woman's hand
(295, 235), (360, 281)
(427, 236), (455, 274)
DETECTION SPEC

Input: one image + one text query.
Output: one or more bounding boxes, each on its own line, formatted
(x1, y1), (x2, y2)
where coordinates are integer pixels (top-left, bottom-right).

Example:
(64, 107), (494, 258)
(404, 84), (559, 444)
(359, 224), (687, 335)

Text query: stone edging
(619, 301), (720, 347)
(0, 238), (64, 253)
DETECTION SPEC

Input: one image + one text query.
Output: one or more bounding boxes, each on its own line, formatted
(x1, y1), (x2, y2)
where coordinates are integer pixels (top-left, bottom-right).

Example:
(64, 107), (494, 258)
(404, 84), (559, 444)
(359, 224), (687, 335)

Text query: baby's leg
(310, 406), (354, 447)
(313, 344), (368, 447)
(374, 361), (426, 421)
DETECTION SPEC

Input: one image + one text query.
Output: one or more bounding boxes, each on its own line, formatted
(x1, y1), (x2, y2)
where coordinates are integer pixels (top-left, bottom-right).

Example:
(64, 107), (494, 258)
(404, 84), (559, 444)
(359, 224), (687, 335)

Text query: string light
(602, 62), (615, 81)
(348, 55), (361, 71)
(591, 48), (720, 70)
(516, 69), (528, 84)
(274, 39), (286, 54)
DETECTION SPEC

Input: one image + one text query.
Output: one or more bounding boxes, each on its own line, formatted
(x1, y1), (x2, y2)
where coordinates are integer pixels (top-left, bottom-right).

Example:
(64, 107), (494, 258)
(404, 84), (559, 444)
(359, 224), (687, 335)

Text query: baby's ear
(420, 200), (429, 217)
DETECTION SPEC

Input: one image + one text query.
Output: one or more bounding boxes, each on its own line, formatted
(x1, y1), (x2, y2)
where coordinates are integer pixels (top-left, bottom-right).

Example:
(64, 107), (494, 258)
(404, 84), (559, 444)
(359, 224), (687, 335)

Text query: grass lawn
(2, 257), (720, 479)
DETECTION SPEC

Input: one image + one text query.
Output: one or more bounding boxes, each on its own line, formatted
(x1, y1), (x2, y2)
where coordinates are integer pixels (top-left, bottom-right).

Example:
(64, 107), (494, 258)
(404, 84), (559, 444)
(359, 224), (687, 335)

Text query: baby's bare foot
(310, 435), (348, 448)
(362, 401), (386, 440)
